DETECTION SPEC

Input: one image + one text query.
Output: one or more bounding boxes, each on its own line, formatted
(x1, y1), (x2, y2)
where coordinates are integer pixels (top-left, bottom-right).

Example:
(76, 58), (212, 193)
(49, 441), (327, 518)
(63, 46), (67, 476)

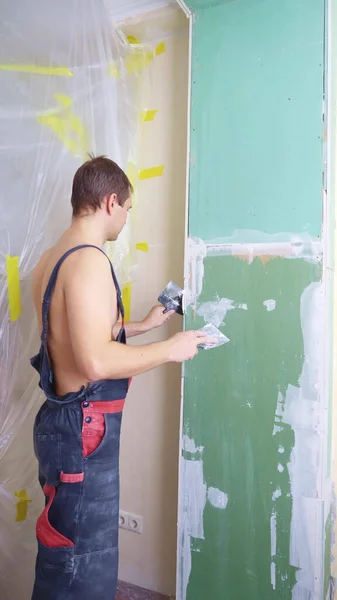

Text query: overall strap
(41, 244), (124, 345)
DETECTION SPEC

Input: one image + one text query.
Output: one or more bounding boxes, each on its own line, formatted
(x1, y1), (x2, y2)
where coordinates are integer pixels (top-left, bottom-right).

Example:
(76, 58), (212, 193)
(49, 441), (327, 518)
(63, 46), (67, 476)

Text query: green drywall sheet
(187, 0), (324, 241)
(182, 255), (322, 600)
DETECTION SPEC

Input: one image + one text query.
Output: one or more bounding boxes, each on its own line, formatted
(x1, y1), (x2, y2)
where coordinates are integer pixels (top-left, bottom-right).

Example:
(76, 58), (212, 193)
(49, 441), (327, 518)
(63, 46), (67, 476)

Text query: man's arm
(63, 248), (212, 381)
(113, 306), (175, 339)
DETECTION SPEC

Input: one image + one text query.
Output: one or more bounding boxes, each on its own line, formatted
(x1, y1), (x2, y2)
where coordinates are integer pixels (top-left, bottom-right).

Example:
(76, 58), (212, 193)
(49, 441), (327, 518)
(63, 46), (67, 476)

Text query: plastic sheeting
(0, 1), (160, 597)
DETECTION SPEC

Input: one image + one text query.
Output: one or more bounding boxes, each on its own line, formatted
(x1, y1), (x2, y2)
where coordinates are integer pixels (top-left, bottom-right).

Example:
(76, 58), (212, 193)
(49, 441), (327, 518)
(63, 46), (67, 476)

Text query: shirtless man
(30, 156), (213, 600)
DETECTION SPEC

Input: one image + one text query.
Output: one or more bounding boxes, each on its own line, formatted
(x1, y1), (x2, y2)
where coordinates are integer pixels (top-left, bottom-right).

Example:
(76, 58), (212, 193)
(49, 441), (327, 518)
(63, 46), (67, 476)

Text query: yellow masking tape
(0, 64), (73, 76)
(155, 42), (166, 56)
(122, 284), (132, 323)
(54, 93), (72, 108)
(6, 255), (21, 322)
(14, 489), (32, 522)
(136, 242), (149, 252)
(140, 110), (158, 122)
(37, 94), (87, 159)
(108, 62), (121, 78)
(138, 166), (165, 180)
(127, 35), (140, 45)
(125, 51), (149, 74)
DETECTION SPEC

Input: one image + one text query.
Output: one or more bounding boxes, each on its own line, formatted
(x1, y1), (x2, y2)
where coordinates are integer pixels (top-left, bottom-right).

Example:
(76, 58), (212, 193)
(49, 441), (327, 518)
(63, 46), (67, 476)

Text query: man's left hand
(142, 305), (175, 331)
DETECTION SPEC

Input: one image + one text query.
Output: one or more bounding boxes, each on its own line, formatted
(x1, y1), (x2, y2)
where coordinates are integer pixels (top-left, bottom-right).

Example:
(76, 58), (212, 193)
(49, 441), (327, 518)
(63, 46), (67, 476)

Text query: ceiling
(103, 0), (177, 22)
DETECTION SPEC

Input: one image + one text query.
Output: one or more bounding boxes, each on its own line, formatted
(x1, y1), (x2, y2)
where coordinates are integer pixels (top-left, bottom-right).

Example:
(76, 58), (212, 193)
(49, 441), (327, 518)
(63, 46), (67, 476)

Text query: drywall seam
(177, 3), (193, 599)
(190, 236), (322, 261)
(324, 2), (337, 598)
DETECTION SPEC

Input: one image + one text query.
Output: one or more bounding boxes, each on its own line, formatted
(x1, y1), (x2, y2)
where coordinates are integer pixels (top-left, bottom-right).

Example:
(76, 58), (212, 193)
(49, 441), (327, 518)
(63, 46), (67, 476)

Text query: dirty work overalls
(30, 245), (130, 600)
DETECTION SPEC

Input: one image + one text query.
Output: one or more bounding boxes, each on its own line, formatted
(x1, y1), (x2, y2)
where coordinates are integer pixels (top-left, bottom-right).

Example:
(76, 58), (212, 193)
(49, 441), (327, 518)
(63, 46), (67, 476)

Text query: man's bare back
(32, 231), (118, 396)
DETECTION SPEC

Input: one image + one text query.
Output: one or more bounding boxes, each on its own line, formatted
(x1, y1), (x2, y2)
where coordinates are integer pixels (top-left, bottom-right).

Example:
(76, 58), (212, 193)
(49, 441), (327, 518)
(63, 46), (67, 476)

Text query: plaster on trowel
(158, 281), (184, 315)
(197, 323), (230, 350)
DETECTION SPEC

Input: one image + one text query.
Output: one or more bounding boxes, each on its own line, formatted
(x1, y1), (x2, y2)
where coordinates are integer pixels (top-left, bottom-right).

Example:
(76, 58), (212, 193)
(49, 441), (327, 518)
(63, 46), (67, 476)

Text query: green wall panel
(183, 256), (321, 600)
(187, 0), (324, 241)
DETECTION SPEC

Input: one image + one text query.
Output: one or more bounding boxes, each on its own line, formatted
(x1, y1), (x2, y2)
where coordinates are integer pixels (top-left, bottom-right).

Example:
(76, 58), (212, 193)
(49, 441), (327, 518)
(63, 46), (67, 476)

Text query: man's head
(71, 155), (133, 241)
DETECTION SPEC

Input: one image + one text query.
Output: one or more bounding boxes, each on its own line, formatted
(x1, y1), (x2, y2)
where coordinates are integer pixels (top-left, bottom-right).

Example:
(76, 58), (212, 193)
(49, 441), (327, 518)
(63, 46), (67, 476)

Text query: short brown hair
(71, 155), (133, 216)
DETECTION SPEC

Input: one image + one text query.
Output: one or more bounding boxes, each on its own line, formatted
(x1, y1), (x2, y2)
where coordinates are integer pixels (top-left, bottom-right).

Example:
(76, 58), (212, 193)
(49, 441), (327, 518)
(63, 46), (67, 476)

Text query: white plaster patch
(207, 487), (228, 510)
(184, 237), (207, 310)
(278, 445), (285, 454)
(197, 298), (248, 327)
(263, 299), (276, 311)
(237, 303), (248, 310)
(271, 562), (276, 590)
(180, 457), (207, 600)
(272, 281), (329, 598)
(271, 512), (277, 557)
(197, 298), (234, 328)
(272, 488), (282, 501)
(277, 464), (284, 473)
(183, 434), (203, 454)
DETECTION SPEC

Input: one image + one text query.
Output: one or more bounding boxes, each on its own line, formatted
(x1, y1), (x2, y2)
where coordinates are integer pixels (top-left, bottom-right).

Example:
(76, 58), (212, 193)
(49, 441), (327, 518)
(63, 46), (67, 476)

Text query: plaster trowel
(158, 281), (184, 315)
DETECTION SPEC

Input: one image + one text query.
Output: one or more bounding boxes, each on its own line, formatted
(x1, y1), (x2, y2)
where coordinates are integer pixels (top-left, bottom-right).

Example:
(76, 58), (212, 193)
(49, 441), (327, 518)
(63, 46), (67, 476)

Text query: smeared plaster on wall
(183, 434), (203, 454)
(273, 280), (330, 598)
(271, 512), (277, 557)
(180, 435), (229, 599)
(180, 435), (206, 600)
(197, 298), (233, 327)
(185, 237), (206, 309)
(272, 488), (282, 501)
(207, 487), (228, 509)
(263, 299), (276, 311)
(197, 298), (247, 327)
(205, 234), (322, 264)
(271, 562), (276, 590)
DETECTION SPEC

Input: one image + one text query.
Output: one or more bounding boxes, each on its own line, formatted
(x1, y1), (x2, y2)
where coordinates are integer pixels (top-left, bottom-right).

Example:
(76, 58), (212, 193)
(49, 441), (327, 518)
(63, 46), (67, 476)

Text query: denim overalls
(30, 245), (130, 600)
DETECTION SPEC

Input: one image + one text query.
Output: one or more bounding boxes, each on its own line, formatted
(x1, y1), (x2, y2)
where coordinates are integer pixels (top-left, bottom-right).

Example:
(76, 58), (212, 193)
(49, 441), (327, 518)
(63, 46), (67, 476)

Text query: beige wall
(118, 7), (189, 597)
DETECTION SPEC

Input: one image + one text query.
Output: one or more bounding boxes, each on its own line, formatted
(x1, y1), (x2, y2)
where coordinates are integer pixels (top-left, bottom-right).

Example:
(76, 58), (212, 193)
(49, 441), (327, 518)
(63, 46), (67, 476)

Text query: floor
(116, 581), (173, 600)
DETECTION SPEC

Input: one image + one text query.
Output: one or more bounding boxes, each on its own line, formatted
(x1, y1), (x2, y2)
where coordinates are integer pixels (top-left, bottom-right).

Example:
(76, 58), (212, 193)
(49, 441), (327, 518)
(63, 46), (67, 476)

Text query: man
(30, 156), (213, 600)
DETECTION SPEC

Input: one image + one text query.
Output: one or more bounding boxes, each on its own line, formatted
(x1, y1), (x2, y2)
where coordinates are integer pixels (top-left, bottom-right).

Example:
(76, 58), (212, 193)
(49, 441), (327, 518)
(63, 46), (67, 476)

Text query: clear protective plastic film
(0, 1), (145, 597)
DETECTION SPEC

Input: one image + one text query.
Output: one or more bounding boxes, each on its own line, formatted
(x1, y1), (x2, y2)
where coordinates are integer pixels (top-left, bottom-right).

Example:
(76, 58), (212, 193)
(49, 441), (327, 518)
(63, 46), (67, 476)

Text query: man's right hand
(166, 330), (217, 362)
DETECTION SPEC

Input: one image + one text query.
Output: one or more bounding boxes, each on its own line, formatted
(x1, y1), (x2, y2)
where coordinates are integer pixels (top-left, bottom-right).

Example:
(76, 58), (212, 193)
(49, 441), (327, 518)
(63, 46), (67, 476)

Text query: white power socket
(119, 510), (143, 534)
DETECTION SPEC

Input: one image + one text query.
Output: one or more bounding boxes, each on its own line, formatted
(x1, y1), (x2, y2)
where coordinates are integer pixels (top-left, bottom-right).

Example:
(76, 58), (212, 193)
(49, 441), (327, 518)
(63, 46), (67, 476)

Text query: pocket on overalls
(32, 540), (74, 600)
(82, 413), (108, 458)
(35, 432), (83, 551)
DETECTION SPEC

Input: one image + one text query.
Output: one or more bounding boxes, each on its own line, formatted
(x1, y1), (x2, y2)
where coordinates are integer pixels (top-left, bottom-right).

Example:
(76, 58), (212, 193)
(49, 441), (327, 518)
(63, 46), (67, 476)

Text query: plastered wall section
(118, 12), (189, 596)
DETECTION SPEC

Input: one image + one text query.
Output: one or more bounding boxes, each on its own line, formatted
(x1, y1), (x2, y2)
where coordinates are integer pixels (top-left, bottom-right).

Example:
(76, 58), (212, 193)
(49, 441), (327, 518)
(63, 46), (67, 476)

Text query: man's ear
(106, 193), (118, 215)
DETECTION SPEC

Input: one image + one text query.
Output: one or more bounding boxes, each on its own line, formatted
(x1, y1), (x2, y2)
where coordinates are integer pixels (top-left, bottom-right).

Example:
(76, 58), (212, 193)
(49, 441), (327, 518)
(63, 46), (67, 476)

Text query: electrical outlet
(119, 510), (143, 534)
(119, 511), (128, 529)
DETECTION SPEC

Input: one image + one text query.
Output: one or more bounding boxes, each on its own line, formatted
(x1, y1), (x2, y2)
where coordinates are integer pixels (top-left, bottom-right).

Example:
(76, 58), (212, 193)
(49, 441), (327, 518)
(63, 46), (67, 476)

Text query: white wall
(118, 7), (189, 596)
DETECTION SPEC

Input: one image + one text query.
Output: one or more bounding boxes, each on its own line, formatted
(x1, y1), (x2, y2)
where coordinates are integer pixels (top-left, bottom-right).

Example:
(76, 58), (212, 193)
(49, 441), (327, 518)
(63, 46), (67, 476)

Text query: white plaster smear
(197, 298), (247, 328)
(180, 435), (228, 600)
(271, 512), (277, 557)
(272, 488), (282, 501)
(271, 561), (276, 590)
(207, 487), (228, 509)
(273, 281), (330, 599)
(264, 299), (276, 311)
